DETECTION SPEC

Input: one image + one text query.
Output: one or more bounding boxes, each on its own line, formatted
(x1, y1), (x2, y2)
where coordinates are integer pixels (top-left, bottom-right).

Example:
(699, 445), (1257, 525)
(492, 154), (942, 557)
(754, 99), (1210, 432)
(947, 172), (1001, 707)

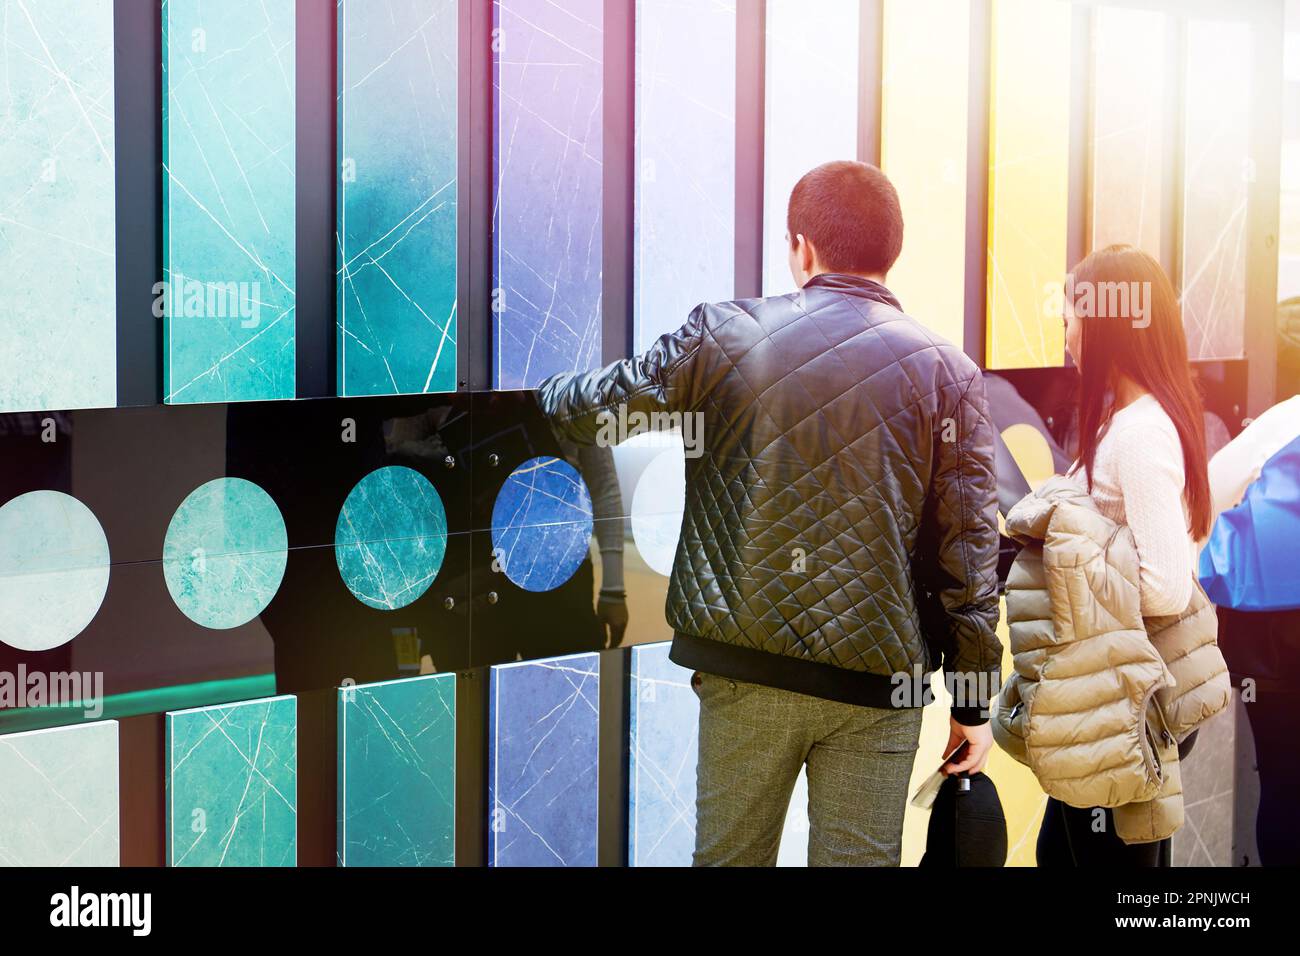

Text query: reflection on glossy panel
(338, 673), (455, 867)
(167, 695), (297, 867)
(162, 478), (288, 629)
(880, 0), (968, 347)
(1090, 7), (1165, 259)
(629, 436), (685, 577)
(635, 0), (736, 352)
(491, 456), (594, 592)
(163, 0), (296, 404)
(337, 0), (457, 397)
(335, 466), (448, 610)
(0, 721), (119, 866)
(489, 653), (599, 866)
(629, 642), (696, 866)
(0, 0), (116, 413)
(986, 0), (1070, 370)
(1182, 20), (1251, 361)
(492, 0), (603, 388)
(763, 0), (859, 295)
(0, 491), (111, 653)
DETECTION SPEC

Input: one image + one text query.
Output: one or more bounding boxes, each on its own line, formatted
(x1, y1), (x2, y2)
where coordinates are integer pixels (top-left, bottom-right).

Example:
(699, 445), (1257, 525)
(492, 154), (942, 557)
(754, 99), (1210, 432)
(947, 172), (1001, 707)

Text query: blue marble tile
(628, 642), (697, 866)
(337, 0), (458, 397)
(634, 0), (736, 353)
(163, 0), (296, 403)
(337, 673), (456, 867)
(162, 478), (288, 630)
(492, 0), (603, 388)
(490, 456), (593, 592)
(0, 721), (119, 866)
(0, 491), (111, 653)
(335, 466), (447, 610)
(489, 653), (599, 866)
(0, 0), (117, 413)
(166, 695), (297, 867)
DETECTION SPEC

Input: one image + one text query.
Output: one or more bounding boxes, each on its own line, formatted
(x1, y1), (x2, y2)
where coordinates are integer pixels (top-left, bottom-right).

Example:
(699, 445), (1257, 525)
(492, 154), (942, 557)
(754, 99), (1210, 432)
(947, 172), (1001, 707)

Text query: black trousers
(1036, 799), (1171, 867)
(1244, 690), (1300, 866)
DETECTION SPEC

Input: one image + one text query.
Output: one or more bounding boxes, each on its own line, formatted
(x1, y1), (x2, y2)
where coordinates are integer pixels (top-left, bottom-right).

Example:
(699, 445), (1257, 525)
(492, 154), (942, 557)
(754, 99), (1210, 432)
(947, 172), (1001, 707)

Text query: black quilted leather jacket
(538, 274), (1001, 722)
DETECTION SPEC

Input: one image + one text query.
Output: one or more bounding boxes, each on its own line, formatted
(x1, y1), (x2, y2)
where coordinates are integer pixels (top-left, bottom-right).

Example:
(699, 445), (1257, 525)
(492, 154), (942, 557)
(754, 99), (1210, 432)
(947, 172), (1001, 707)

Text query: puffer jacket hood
(993, 477), (1230, 844)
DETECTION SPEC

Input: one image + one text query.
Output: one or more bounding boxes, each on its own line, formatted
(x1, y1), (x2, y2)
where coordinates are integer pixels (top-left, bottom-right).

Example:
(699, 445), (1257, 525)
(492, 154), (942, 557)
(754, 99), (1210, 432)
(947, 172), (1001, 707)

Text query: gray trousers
(692, 672), (923, 867)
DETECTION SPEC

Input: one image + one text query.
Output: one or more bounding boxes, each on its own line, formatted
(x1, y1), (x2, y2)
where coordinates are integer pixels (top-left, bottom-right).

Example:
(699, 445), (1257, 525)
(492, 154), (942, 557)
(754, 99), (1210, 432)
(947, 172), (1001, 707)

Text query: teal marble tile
(337, 673), (456, 867)
(167, 695), (297, 867)
(0, 721), (119, 866)
(335, 466), (448, 610)
(162, 478), (288, 629)
(163, 0), (296, 403)
(0, 0), (117, 413)
(337, 0), (458, 397)
(0, 491), (111, 653)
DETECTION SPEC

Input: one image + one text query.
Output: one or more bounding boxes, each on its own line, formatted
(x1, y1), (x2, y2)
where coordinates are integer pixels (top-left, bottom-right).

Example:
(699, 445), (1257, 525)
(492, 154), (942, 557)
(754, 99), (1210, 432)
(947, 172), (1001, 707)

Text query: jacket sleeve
(536, 304), (708, 445)
(925, 370), (1003, 726)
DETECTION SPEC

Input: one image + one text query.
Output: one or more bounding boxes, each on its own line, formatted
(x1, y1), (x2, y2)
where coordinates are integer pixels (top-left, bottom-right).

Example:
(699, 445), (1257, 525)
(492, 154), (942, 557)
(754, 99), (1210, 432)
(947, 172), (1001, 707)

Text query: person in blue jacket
(1200, 396), (1300, 865)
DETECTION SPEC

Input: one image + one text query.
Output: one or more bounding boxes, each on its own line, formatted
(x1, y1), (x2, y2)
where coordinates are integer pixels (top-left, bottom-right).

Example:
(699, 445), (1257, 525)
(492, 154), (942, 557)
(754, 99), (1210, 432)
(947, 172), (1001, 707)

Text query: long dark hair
(1069, 244), (1211, 540)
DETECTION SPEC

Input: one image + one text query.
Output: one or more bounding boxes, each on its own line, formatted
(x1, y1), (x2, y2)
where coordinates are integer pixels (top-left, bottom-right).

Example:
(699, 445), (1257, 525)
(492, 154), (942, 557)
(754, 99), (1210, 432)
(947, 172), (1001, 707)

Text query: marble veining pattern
(629, 642), (697, 866)
(163, 478), (289, 629)
(492, 0), (603, 388)
(634, 0), (735, 352)
(0, 721), (119, 867)
(0, 0), (117, 413)
(167, 695), (297, 867)
(1181, 18), (1251, 361)
(338, 673), (456, 867)
(489, 653), (600, 867)
(335, 466), (448, 610)
(337, 0), (458, 397)
(163, 0), (296, 403)
(491, 456), (594, 592)
(0, 491), (111, 653)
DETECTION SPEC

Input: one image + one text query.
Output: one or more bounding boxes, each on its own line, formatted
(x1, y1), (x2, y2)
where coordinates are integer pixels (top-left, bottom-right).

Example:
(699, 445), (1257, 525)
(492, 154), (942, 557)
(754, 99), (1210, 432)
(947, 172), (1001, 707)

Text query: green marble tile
(0, 491), (111, 652)
(162, 478), (288, 629)
(163, 0), (296, 403)
(0, 721), (119, 866)
(167, 695), (296, 867)
(337, 673), (455, 866)
(0, 0), (117, 413)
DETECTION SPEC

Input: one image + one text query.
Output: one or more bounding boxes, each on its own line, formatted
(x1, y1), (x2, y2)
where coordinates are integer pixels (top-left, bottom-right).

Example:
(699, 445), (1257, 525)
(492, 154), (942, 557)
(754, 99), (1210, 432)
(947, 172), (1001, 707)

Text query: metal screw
(443, 454), (456, 469)
(443, 597), (455, 610)
(486, 591), (499, 605)
(487, 453), (499, 467)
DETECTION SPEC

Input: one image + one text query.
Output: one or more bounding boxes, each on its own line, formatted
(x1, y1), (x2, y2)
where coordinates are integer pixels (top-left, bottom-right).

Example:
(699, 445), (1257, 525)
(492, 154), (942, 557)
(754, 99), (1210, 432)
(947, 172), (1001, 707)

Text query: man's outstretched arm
(537, 304), (709, 445)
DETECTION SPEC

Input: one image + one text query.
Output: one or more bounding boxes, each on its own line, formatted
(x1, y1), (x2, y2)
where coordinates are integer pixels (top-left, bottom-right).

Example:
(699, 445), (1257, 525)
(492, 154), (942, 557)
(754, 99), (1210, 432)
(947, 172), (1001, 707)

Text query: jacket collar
(802, 273), (903, 311)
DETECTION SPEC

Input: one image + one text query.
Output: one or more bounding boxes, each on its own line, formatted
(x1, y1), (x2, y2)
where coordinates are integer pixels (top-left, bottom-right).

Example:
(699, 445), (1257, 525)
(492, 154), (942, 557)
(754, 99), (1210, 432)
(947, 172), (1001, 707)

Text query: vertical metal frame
(736, 0), (766, 299)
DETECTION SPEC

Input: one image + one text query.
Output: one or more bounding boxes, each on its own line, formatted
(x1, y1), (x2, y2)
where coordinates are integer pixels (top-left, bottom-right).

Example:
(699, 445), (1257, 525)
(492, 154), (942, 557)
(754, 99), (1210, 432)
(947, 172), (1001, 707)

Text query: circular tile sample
(0, 491), (111, 652)
(491, 456), (593, 592)
(163, 478), (288, 630)
(630, 438), (686, 577)
(335, 466), (448, 610)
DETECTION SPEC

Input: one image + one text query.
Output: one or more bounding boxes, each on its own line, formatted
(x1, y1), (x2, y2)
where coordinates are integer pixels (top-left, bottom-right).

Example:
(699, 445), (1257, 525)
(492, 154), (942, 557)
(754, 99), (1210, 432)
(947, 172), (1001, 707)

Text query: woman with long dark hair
(1037, 244), (1212, 867)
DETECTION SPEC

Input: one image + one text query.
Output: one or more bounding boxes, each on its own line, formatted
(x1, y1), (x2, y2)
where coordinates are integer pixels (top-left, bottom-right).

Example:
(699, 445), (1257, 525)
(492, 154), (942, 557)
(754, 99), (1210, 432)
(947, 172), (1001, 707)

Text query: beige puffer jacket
(992, 478), (1231, 843)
